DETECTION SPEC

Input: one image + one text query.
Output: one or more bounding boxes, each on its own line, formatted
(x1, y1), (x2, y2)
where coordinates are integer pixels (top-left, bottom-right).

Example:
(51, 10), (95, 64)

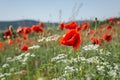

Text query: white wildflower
(106, 52), (111, 55)
(28, 45), (40, 49)
(72, 58), (78, 62)
(38, 35), (60, 42)
(14, 71), (22, 75)
(101, 62), (109, 65)
(14, 53), (25, 61)
(1, 77), (6, 80)
(114, 63), (119, 70)
(72, 57), (86, 63)
(22, 62), (27, 65)
(82, 44), (99, 51)
(52, 77), (65, 80)
(85, 74), (93, 80)
(52, 73), (67, 80)
(99, 49), (104, 54)
(52, 78), (58, 80)
(37, 77), (46, 80)
(46, 35), (60, 42)
(56, 59), (71, 63)
(25, 53), (30, 57)
(106, 65), (112, 70)
(108, 70), (117, 77)
(51, 54), (67, 62)
(87, 56), (99, 63)
(96, 65), (104, 71)
(52, 65), (77, 80)
(0, 73), (4, 78)
(2, 64), (9, 68)
(4, 73), (11, 76)
(80, 57), (86, 61)
(6, 57), (12, 61)
(65, 66), (78, 72)
(81, 78), (85, 80)
(22, 57), (28, 63)
(16, 55), (22, 60)
(31, 54), (36, 57)
(10, 68), (14, 72)
(37, 37), (45, 42)
(65, 66), (73, 70)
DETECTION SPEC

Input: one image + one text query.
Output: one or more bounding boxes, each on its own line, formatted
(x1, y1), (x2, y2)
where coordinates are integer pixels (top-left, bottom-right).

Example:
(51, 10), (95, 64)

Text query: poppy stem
(94, 17), (98, 30)
(27, 63), (30, 80)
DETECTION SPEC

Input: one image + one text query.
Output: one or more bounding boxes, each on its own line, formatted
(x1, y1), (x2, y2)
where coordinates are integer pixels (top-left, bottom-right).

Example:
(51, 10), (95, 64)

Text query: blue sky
(0, 0), (120, 22)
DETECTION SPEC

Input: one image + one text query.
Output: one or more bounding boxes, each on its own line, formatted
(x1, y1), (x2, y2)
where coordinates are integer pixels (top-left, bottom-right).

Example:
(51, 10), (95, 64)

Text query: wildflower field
(0, 18), (120, 80)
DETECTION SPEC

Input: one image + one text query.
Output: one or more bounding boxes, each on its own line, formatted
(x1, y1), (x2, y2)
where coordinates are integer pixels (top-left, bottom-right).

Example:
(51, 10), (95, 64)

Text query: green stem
(27, 64), (30, 80)
(95, 17), (98, 30)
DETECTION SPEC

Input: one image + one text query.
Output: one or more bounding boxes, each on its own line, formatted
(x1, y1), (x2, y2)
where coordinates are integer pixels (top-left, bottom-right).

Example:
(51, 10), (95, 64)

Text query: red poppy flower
(103, 33), (112, 42)
(112, 28), (116, 32)
(15, 37), (22, 43)
(0, 42), (4, 49)
(81, 22), (90, 31)
(116, 20), (120, 25)
(59, 29), (81, 50)
(64, 21), (77, 29)
(59, 22), (64, 30)
(16, 26), (23, 34)
(38, 22), (44, 28)
(100, 24), (105, 29)
(98, 29), (103, 33)
(21, 45), (28, 51)
(22, 70), (27, 75)
(89, 30), (96, 35)
(32, 25), (43, 33)
(4, 29), (12, 37)
(7, 38), (14, 44)
(22, 34), (27, 40)
(106, 25), (113, 30)
(44, 71), (49, 76)
(90, 37), (103, 46)
(109, 18), (115, 23)
(76, 26), (82, 31)
(23, 27), (31, 35)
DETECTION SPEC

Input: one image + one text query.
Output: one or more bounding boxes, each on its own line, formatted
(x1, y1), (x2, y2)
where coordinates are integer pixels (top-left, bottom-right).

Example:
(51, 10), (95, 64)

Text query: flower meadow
(0, 18), (120, 80)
